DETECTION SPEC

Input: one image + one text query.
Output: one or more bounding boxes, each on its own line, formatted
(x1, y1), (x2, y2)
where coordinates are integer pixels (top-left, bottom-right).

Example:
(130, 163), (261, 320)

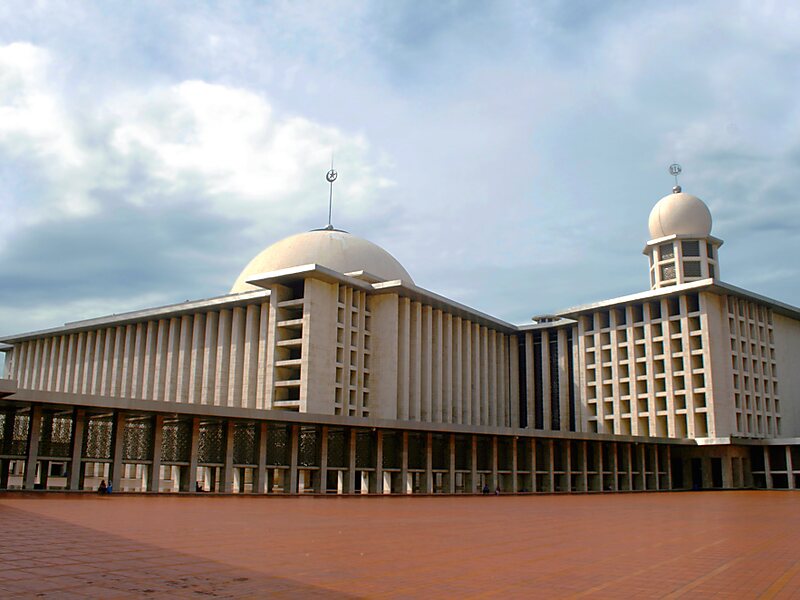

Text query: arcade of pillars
(0, 403), (785, 494)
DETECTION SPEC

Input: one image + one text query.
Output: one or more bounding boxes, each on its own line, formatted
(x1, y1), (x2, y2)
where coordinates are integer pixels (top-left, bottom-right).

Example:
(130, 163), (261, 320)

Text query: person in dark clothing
(98, 480), (107, 494)
(482, 483), (490, 494)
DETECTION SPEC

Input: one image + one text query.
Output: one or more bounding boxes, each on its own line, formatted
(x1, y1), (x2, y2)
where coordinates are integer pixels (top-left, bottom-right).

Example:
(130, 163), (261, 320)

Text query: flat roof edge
(0, 290), (271, 344)
(554, 279), (800, 321)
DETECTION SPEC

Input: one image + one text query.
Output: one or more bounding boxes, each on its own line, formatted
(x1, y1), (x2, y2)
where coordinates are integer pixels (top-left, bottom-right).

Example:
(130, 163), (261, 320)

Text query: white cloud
(0, 42), (90, 222)
(108, 80), (393, 234)
(0, 43), (392, 242)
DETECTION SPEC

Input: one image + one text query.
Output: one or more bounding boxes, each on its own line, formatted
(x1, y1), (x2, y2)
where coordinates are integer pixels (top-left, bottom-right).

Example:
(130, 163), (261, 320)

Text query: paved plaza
(1, 492), (799, 598)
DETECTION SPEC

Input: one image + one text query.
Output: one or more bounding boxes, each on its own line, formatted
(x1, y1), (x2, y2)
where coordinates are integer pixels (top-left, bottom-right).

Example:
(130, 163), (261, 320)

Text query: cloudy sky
(1, 1), (799, 346)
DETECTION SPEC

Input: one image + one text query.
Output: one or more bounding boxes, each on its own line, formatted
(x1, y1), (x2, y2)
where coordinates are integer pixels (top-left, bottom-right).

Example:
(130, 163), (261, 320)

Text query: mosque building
(0, 172), (798, 494)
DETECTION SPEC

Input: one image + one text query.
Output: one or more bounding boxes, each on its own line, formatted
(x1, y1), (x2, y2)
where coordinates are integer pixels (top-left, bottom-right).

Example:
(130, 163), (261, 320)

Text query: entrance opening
(711, 458), (723, 488)
(670, 458), (684, 489)
(691, 458), (703, 490)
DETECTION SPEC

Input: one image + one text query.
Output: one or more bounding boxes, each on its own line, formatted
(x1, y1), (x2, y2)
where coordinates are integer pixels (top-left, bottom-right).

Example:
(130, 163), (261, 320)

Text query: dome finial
(669, 163), (682, 193)
(326, 152), (338, 229)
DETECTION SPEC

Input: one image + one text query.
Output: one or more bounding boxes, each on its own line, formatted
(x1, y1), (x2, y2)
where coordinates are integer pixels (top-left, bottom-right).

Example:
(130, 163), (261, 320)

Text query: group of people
(97, 480), (113, 494)
(481, 484), (501, 495)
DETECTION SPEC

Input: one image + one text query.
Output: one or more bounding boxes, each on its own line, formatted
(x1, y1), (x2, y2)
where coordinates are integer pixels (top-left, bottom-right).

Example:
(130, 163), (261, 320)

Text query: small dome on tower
(648, 191), (712, 239)
(230, 229), (413, 293)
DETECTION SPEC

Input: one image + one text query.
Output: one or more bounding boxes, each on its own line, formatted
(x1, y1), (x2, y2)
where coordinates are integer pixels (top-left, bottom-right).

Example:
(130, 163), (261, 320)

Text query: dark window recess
(455, 435), (471, 471)
(533, 332), (544, 429)
(518, 336), (528, 428)
(407, 433), (426, 470)
(683, 260), (702, 278)
(682, 240), (700, 257)
(711, 458), (723, 488)
(476, 436), (491, 471)
(567, 328), (576, 432)
(549, 334), (560, 430)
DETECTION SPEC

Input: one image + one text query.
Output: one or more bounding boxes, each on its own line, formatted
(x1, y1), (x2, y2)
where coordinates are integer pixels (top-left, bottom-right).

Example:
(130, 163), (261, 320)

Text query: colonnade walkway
(0, 403), (773, 494)
(1, 493), (799, 597)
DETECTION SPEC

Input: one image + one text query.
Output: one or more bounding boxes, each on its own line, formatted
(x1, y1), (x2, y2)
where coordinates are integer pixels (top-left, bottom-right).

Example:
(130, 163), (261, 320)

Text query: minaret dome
(643, 186), (722, 290)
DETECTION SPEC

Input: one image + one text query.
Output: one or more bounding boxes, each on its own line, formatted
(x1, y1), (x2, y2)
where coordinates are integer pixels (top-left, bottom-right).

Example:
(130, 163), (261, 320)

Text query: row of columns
(0, 404), (690, 494)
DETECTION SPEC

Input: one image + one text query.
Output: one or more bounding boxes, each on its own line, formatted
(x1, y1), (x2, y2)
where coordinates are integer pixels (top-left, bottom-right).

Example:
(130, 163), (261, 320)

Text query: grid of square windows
(727, 296), (779, 437)
(334, 285), (371, 418)
(579, 292), (709, 439)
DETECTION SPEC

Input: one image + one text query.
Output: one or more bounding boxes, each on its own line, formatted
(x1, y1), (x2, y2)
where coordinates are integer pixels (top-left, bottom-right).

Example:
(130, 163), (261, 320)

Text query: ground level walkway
(0, 491), (799, 598)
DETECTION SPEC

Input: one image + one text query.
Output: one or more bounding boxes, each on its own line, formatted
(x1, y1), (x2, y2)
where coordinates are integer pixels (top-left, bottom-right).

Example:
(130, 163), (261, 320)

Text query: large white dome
(648, 191), (712, 239)
(230, 228), (413, 293)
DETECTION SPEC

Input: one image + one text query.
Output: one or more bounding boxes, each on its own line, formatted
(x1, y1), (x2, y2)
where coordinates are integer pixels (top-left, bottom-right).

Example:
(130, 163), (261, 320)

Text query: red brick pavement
(1, 491), (799, 598)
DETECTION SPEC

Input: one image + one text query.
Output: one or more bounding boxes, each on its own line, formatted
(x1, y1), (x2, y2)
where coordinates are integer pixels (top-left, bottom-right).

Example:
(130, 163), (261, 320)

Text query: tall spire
(325, 153), (338, 230)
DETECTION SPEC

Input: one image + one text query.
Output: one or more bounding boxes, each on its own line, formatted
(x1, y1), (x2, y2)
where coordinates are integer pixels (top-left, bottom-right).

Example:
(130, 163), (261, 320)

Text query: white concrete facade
(1, 184), (800, 494)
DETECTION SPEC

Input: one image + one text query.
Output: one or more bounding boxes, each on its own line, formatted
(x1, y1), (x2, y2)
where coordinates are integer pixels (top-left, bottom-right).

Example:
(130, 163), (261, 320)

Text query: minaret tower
(644, 165), (723, 289)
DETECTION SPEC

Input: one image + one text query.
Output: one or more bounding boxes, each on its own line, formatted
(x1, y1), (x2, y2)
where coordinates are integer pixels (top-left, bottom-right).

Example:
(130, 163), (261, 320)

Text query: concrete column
(221, 420), (235, 493)
(564, 441), (572, 492)
(541, 332), (551, 430)
(596, 442), (604, 493)
(682, 458), (693, 489)
(548, 439), (555, 492)
(701, 457), (713, 489)
(317, 425), (329, 494)
(511, 438), (518, 493)
(787, 447), (795, 490)
(373, 430), (383, 494)
(200, 313), (218, 406)
(38, 412), (53, 487)
(652, 446), (660, 491)
(401, 431), (409, 494)
(665, 445), (673, 490)
(743, 455), (754, 488)
(424, 433), (433, 493)
(722, 455), (734, 489)
(611, 443), (619, 492)
(289, 424), (299, 494)
(582, 442), (589, 492)
(255, 422), (267, 494)
(149, 415), (163, 492)
(23, 405), (43, 490)
(470, 435), (478, 493)
(109, 411), (126, 492)
(491, 436), (498, 491)
(531, 439), (537, 492)
(625, 444), (634, 491)
(67, 408), (86, 490)
(183, 417), (200, 492)
(448, 434), (456, 494)
(763, 447), (772, 489)
(347, 428), (357, 494)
